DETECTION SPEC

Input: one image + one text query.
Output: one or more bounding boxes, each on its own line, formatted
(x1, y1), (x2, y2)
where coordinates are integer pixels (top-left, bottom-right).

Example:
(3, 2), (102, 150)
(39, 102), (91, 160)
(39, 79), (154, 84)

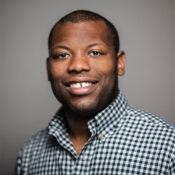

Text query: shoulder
(20, 128), (54, 157)
(126, 105), (175, 130)
(15, 128), (57, 173)
(124, 105), (175, 145)
(124, 106), (175, 172)
(24, 128), (48, 145)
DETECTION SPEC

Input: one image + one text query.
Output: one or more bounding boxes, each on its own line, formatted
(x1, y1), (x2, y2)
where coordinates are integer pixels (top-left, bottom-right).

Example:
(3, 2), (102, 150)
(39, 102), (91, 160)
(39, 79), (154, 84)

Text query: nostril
(68, 58), (90, 73)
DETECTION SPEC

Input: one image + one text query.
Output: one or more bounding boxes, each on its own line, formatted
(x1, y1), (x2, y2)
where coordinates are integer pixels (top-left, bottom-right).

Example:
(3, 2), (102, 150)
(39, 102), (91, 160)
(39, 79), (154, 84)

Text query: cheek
(92, 56), (117, 72)
(49, 64), (66, 80)
(92, 60), (117, 79)
(99, 63), (118, 89)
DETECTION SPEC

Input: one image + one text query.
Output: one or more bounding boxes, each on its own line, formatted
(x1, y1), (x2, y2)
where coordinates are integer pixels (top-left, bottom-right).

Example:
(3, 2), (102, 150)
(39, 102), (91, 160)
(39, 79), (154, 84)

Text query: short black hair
(48, 10), (120, 53)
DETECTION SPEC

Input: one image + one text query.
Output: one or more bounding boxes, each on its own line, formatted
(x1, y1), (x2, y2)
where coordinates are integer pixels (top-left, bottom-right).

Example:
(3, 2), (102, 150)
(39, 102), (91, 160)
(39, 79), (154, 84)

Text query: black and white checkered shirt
(15, 92), (175, 175)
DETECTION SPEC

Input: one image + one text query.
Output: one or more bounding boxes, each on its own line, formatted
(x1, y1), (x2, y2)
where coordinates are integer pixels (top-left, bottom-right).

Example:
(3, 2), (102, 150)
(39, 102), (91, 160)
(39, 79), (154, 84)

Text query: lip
(63, 77), (98, 96)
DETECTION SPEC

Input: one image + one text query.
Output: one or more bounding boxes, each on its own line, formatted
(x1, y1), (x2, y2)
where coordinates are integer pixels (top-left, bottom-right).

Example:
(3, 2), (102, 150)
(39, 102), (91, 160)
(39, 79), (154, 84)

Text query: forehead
(51, 20), (112, 46)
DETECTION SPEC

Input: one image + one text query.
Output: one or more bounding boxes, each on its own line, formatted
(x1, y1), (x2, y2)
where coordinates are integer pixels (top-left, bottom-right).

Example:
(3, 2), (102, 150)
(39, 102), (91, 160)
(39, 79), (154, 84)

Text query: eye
(89, 51), (102, 56)
(88, 50), (106, 57)
(52, 53), (70, 60)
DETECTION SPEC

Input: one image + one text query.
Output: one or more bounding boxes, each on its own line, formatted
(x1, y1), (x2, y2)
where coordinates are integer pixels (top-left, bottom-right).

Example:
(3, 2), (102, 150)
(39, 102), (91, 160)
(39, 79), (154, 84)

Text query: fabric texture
(15, 92), (175, 175)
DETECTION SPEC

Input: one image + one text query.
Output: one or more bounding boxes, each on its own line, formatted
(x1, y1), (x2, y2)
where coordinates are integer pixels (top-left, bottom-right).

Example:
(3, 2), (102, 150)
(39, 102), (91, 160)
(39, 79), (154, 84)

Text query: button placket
(82, 153), (86, 161)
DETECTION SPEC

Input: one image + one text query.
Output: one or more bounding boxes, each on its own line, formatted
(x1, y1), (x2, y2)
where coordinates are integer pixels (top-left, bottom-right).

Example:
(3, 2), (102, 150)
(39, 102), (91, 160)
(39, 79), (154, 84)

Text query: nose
(68, 54), (90, 73)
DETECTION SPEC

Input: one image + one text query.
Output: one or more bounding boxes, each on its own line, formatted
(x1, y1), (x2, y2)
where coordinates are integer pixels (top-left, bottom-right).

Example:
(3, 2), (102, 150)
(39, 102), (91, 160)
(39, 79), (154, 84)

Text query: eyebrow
(53, 45), (71, 51)
(52, 43), (103, 51)
(87, 43), (102, 48)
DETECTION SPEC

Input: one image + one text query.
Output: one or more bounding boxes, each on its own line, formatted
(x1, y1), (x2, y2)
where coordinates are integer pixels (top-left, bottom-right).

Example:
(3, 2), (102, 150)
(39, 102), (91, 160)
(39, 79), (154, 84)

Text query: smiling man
(15, 10), (175, 175)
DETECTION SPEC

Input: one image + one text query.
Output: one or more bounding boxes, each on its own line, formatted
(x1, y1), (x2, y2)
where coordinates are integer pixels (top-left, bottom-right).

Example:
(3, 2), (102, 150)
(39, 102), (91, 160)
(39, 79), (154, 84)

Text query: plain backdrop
(0, 0), (174, 174)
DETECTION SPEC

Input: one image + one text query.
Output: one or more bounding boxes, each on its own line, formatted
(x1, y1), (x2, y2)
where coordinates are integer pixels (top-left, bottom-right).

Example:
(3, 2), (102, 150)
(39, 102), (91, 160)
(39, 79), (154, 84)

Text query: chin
(64, 98), (101, 116)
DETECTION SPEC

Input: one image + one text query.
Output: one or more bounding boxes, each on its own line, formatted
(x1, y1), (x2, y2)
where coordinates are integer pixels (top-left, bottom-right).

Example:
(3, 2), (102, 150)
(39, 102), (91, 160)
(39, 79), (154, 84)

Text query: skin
(47, 20), (126, 154)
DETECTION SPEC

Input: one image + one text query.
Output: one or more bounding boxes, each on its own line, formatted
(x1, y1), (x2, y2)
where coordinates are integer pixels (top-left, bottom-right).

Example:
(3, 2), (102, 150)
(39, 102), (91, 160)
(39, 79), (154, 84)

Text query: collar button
(99, 135), (104, 141)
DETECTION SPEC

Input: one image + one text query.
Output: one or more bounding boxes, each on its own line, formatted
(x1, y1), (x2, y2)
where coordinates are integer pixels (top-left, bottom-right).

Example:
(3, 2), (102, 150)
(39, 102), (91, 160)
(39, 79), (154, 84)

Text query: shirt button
(99, 135), (104, 141)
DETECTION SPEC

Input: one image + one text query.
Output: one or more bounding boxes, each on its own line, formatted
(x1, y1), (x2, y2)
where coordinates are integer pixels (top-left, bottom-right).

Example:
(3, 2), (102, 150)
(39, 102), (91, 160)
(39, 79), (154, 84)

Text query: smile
(69, 82), (92, 88)
(64, 80), (98, 96)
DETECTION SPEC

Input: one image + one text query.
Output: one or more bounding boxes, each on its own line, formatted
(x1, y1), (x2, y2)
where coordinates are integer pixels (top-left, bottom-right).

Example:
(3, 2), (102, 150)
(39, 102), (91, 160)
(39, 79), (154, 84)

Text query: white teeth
(70, 83), (81, 88)
(82, 82), (92, 87)
(70, 82), (92, 88)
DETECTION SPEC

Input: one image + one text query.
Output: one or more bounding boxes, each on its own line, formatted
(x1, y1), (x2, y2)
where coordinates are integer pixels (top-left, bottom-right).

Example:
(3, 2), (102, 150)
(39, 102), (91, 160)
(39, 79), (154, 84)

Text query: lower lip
(65, 84), (97, 96)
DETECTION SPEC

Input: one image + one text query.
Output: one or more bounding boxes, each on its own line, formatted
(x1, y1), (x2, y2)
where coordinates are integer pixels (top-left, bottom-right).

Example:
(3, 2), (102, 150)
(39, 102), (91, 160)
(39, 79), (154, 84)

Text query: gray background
(0, 0), (174, 174)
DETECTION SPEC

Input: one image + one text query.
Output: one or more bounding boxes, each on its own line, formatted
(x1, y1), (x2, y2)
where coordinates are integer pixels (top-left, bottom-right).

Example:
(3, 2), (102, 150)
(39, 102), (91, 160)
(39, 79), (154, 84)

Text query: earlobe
(117, 51), (126, 76)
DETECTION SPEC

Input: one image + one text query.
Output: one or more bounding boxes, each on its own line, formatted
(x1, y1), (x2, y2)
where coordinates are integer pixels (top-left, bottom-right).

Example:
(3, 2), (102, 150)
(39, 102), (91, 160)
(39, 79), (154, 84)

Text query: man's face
(47, 21), (124, 116)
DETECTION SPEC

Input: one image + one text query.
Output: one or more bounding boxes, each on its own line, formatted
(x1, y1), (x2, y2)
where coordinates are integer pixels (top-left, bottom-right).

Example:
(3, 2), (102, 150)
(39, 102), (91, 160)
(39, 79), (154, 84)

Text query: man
(15, 10), (175, 174)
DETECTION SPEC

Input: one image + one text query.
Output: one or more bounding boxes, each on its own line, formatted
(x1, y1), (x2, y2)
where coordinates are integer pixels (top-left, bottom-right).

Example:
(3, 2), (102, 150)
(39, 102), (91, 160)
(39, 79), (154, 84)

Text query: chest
(26, 131), (170, 175)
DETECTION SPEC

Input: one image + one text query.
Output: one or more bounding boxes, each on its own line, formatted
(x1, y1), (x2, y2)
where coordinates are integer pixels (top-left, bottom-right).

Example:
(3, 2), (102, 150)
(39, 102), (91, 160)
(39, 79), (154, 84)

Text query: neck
(64, 110), (91, 155)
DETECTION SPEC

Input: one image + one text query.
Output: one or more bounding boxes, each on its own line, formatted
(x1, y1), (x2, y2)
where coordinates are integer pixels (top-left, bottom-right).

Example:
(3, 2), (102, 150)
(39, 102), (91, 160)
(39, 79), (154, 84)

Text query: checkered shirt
(15, 92), (175, 175)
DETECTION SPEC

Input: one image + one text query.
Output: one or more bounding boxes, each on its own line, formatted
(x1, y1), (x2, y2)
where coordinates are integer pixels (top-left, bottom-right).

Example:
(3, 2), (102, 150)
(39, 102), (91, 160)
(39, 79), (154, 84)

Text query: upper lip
(64, 77), (98, 87)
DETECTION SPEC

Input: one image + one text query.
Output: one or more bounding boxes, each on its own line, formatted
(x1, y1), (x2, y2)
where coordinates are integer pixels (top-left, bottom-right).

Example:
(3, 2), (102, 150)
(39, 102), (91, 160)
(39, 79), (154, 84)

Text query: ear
(117, 51), (126, 76)
(46, 57), (51, 81)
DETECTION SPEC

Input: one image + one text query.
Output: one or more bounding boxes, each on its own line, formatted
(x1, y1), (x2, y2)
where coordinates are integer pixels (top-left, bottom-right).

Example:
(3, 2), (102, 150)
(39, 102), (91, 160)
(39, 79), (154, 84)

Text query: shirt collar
(48, 91), (128, 143)
(48, 108), (77, 155)
(88, 91), (128, 136)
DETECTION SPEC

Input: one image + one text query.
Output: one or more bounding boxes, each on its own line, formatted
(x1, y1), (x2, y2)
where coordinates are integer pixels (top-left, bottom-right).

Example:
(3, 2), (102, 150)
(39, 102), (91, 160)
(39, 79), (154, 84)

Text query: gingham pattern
(15, 92), (175, 175)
